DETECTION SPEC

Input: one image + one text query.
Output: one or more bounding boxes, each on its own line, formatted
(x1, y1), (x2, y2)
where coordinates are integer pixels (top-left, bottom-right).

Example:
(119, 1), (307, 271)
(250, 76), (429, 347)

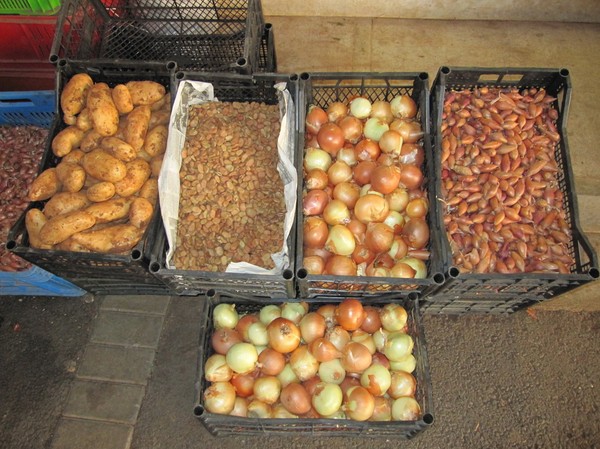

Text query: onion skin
(370, 165), (401, 195)
(280, 383), (312, 415)
(325, 255), (357, 276)
(303, 189), (330, 216)
(354, 194), (390, 224)
(267, 318), (301, 354)
(317, 122), (345, 156)
(306, 105), (328, 135)
(204, 381), (236, 415)
(402, 218), (429, 249)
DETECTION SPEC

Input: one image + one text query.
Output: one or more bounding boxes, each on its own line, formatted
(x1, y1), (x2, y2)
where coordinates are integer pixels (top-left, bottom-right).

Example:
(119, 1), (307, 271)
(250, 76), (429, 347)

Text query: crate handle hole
(206, 289), (217, 298)
(175, 71), (185, 81)
(300, 72), (310, 81)
(49, 54), (59, 64)
(130, 249), (142, 261)
(419, 72), (428, 81)
(5, 240), (16, 251)
(289, 74), (299, 81)
(296, 268), (308, 280)
(236, 57), (247, 68)
(193, 405), (204, 417)
(440, 66), (451, 75)
(166, 61), (177, 71)
(149, 261), (160, 273)
(433, 272), (445, 285)
(448, 266), (460, 279)
(283, 269), (293, 281)
(408, 292), (419, 301)
(560, 68), (570, 78)
(265, 23), (273, 31)
(589, 267), (599, 279)
(423, 413), (434, 425)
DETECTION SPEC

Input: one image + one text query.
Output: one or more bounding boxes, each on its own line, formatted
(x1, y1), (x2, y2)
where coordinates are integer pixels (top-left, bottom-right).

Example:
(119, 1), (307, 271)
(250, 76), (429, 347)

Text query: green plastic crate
(0, 0), (60, 15)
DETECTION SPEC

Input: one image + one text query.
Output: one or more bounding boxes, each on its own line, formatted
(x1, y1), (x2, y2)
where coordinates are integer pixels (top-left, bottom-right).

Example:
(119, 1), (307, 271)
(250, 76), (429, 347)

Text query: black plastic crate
(50, 0), (265, 74)
(296, 72), (445, 299)
(193, 290), (434, 437)
(258, 23), (276, 72)
(424, 66), (599, 314)
(6, 60), (175, 296)
(148, 71), (298, 299)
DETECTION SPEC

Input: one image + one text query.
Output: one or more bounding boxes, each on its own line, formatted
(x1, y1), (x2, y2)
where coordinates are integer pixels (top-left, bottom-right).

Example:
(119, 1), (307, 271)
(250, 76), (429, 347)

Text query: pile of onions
(301, 96), (429, 278)
(203, 299), (421, 422)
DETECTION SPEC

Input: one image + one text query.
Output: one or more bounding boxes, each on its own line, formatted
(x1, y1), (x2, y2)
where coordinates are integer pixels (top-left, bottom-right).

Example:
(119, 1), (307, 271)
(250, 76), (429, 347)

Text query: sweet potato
(28, 168), (61, 201)
(44, 192), (91, 219)
(71, 224), (144, 253)
(111, 84), (134, 115)
(114, 158), (151, 197)
(126, 81), (166, 106)
(143, 125), (168, 157)
(87, 82), (119, 136)
(86, 182), (116, 203)
(81, 149), (127, 183)
(123, 105), (151, 151)
(129, 197), (154, 229)
(101, 136), (136, 162)
(56, 161), (86, 193)
(85, 197), (132, 224)
(25, 208), (53, 249)
(52, 126), (85, 157)
(39, 210), (96, 245)
(61, 73), (94, 120)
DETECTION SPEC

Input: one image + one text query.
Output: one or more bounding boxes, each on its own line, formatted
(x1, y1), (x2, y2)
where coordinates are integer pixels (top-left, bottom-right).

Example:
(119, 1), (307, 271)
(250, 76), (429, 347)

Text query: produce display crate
(0, 14), (57, 91)
(258, 23), (276, 73)
(149, 71), (298, 299)
(0, 90), (55, 127)
(6, 60), (175, 296)
(50, 0), (265, 74)
(0, 0), (60, 15)
(0, 265), (85, 296)
(296, 72), (445, 299)
(193, 290), (434, 437)
(423, 66), (599, 314)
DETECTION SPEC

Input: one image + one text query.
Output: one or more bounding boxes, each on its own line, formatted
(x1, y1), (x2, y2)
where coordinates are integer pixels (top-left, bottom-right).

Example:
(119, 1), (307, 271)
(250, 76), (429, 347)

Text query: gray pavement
(1, 295), (599, 449)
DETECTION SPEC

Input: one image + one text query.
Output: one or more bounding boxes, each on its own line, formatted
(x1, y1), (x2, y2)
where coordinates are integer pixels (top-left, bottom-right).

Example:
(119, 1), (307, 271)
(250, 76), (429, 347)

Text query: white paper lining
(158, 79), (297, 275)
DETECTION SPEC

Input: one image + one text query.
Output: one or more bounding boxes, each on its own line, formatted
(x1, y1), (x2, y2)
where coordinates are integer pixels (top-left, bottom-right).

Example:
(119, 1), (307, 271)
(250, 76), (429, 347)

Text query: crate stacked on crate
(422, 67), (599, 314)
(295, 72), (445, 300)
(7, 60), (175, 295)
(149, 70), (298, 299)
(0, 90), (85, 296)
(193, 291), (434, 437)
(50, 0), (276, 73)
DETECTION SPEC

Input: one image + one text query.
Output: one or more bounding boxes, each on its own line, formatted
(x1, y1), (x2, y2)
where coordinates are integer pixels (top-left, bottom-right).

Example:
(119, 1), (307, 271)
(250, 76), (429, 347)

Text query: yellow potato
(136, 149), (153, 162)
(149, 109), (170, 128)
(126, 81), (166, 106)
(62, 149), (86, 165)
(56, 161), (86, 193)
(52, 126), (85, 157)
(101, 136), (136, 162)
(123, 105), (151, 151)
(83, 174), (101, 189)
(61, 73), (94, 119)
(71, 224), (144, 253)
(55, 236), (90, 252)
(85, 197), (132, 224)
(80, 129), (104, 153)
(25, 208), (53, 249)
(111, 84), (134, 115)
(75, 107), (93, 131)
(143, 125), (168, 157)
(129, 197), (154, 229)
(86, 181), (116, 202)
(39, 210), (96, 245)
(150, 155), (163, 178)
(87, 82), (119, 136)
(28, 168), (61, 201)
(81, 149), (127, 183)
(150, 93), (168, 111)
(139, 178), (158, 205)
(114, 158), (151, 197)
(44, 192), (91, 219)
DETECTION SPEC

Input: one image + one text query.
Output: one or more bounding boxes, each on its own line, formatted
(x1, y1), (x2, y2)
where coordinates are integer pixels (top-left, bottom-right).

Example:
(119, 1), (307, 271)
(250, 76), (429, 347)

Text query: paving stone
(101, 296), (170, 316)
(91, 311), (164, 348)
(52, 418), (132, 449)
(77, 344), (156, 384)
(63, 380), (145, 424)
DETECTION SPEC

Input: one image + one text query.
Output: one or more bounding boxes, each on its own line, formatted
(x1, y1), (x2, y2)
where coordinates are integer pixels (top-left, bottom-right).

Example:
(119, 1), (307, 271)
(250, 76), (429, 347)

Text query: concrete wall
(263, 0), (600, 23)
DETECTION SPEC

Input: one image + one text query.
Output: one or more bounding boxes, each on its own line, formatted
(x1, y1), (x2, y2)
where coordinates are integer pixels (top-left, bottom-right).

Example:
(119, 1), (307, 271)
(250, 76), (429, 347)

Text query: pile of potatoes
(25, 73), (171, 254)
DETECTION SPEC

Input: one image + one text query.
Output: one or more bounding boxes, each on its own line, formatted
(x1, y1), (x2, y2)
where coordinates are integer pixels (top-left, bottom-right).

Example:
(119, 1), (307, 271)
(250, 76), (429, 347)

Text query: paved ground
(1, 294), (598, 449)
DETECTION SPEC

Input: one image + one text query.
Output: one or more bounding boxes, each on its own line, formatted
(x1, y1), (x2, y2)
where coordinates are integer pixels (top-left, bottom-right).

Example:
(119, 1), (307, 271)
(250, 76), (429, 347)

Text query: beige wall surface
(263, 0), (600, 23)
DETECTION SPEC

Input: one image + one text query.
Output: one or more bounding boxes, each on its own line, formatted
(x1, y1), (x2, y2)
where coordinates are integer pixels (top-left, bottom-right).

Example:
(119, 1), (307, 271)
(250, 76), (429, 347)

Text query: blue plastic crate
(0, 265), (86, 296)
(0, 90), (55, 127)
